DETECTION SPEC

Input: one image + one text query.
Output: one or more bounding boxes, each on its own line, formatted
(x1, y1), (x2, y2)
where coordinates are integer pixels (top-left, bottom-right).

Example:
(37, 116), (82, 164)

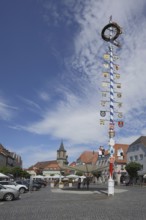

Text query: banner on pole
(118, 112), (123, 118)
(102, 92), (107, 97)
(117, 92), (122, 98)
(117, 83), (121, 89)
(115, 73), (120, 79)
(103, 63), (109, 69)
(109, 123), (114, 129)
(103, 72), (109, 77)
(101, 101), (106, 106)
(102, 82), (109, 87)
(103, 54), (110, 60)
(100, 119), (105, 125)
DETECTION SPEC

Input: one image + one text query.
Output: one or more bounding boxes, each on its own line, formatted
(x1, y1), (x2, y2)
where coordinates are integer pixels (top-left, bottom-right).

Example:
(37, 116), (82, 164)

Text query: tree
(0, 166), (12, 174)
(92, 171), (102, 178)
(125, 162), (142, 181)
(75, 171), (83, 176)
(11, 167), (23, 178)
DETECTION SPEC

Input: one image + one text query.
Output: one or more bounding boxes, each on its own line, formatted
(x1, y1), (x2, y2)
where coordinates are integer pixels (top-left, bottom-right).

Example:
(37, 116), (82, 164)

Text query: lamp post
(100, 16), (123, 195)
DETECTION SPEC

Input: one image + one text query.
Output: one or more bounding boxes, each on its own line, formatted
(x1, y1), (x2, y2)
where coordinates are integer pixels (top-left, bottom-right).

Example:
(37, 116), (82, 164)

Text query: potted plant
(68, 179), (73, 187)
(59, 181), (64, 188)
(50, 180), (54, 188)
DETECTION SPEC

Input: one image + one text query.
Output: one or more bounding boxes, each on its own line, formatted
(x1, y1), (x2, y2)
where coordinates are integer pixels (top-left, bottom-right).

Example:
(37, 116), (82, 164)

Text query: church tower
(57, 141), (68, 165)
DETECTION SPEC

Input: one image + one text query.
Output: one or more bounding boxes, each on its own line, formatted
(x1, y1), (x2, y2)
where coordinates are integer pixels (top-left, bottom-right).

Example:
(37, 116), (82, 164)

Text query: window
(132, 146), (135, 151)
(130, 156), (133, 162)
(134, 155), (138, 161)
(139, 154), (143, 160)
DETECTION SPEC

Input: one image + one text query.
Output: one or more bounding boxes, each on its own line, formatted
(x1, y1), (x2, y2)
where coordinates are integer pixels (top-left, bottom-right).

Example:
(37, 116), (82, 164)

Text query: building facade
(96, 144), (129, 184)
(27, 142), (68, 176)
(127, 136), (146, 177)
(0, 144), (22, 168)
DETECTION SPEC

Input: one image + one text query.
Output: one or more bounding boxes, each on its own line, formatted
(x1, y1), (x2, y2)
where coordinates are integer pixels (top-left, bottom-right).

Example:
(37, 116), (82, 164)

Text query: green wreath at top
(101, 22), (122, 42)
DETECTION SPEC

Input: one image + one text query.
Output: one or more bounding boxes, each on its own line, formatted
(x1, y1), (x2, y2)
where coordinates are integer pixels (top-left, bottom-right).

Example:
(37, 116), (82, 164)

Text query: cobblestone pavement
(0, 184), (146, 220)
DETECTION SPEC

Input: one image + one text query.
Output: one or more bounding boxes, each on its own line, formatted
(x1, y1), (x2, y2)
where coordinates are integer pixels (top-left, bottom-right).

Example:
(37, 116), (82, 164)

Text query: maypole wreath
(101, 22), (122, 47)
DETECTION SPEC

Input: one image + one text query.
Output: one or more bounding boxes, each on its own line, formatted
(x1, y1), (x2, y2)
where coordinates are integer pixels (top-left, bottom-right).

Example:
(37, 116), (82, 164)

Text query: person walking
(86, 177), (90, 190)
(77, 178), (81, 189)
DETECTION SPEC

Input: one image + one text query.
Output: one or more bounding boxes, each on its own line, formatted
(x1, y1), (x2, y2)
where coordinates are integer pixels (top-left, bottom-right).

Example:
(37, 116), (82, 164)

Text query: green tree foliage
(0, 166), (12, 174)
(92, 171), (102, 178)
(11, 167), (30, 179)
(75, 171), (83, 176)
(0, 166), (30, 179)
(125, 162), (142, 179)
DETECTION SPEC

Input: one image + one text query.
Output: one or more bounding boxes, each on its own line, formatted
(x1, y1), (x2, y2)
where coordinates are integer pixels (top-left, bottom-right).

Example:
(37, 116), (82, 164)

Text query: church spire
(57, 141), (68, 165)
(58, 140), (66, 152)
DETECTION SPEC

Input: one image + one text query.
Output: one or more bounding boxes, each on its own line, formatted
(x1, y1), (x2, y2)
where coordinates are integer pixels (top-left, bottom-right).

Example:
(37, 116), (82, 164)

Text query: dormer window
(117, 148), (124, 159)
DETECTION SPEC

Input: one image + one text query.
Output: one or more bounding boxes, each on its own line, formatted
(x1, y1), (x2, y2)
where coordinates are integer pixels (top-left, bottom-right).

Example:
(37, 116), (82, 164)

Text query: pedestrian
(77, 178), (81, 189)
(86, 177), (90, 190)
(82, 178), (86, 189)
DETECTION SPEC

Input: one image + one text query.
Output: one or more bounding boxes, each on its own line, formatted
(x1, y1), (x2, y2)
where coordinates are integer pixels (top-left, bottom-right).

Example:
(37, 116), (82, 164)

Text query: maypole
(100, 16), (123, 195)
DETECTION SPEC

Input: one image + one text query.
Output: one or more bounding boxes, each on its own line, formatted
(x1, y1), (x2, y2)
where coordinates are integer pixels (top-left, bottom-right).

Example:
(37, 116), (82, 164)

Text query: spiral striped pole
(109, 18), (115, 179)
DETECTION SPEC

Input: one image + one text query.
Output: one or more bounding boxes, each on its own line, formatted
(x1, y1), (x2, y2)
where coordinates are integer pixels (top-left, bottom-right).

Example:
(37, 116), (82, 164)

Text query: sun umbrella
(33, 175), (45, 179)
(0, 173), (9, 178)
(80, 175), (86, 179)
(51, 174), (64, 179)
(66, 174), (79, 179)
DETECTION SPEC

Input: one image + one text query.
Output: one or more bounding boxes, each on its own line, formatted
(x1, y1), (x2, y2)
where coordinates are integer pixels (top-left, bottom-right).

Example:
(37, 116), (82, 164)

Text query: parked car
(0, 181), (28, 193)
(33, 179), (47, 187)
(0, 184), (20, 201)
(16, 180), (41, 191)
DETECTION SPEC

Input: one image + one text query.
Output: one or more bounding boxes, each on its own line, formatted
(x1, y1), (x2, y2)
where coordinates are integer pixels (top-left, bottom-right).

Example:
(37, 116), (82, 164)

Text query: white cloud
(38, 91), (50, 101)
(0, 96), (17, 121)
(14, 0), (146, 149)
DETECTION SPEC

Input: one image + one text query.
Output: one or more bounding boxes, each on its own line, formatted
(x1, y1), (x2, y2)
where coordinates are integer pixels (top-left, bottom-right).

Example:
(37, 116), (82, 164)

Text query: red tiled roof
(114, 144), (129, 164)
(69, 162), (76, 167)
(27, 160), (60, 171)
(77, 151), (98, 164)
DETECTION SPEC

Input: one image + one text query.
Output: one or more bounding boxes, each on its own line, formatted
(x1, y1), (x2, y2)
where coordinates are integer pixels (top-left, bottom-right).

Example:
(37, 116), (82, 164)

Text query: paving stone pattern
(0, 185), (146, 220)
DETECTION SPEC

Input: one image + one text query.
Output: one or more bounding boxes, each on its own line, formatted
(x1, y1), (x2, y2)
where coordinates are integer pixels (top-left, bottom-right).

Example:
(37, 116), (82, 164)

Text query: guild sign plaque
(118, 121), (124, 127)
(100, 111), (106, 117)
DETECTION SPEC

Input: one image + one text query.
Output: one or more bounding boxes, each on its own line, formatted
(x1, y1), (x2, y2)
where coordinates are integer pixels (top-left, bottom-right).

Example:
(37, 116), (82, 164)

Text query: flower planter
(50, 182), (54, 188)
(59, 183), (64, 189)
(69, 183), (73, 187)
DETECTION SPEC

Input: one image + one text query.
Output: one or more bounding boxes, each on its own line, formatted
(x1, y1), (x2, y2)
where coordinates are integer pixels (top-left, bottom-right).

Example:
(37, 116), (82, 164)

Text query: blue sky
(0, 0), (146, 168)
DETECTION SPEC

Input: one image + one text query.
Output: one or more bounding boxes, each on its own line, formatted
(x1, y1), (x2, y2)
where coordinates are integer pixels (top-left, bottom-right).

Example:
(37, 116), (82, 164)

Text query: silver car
(0, 181), (28, 193)
(0, 184), (20, 201)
